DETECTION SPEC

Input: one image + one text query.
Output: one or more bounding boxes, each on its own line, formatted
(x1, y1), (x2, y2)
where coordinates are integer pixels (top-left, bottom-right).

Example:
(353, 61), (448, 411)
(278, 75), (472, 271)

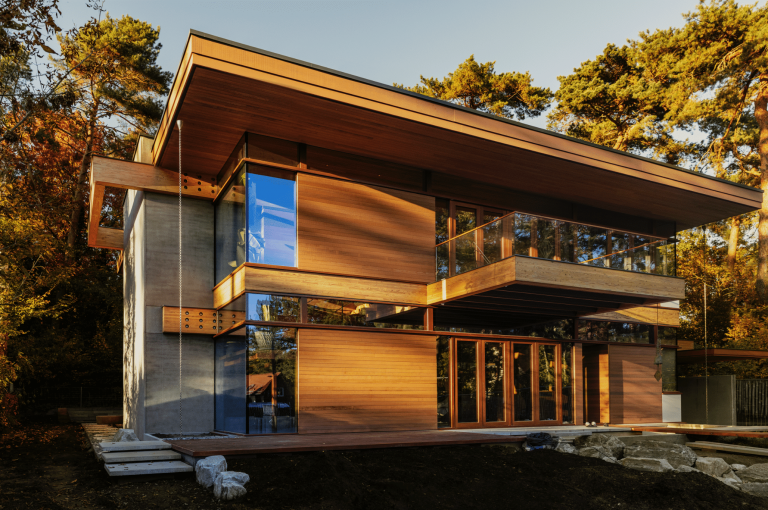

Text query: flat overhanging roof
(150, 31), (763, 231)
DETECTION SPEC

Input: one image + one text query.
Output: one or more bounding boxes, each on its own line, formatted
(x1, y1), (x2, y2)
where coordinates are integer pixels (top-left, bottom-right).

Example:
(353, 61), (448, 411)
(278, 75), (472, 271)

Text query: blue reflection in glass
(247, 167), (296, 267)
(214, 336), (247, 433)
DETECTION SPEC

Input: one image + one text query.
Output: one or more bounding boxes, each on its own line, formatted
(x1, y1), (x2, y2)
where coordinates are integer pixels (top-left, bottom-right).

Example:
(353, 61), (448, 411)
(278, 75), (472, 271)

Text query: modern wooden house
(88, 31), (763, 438)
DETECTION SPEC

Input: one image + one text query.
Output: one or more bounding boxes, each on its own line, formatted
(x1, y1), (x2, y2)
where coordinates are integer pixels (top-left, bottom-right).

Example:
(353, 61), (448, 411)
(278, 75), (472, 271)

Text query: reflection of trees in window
(436, 337), (451, 428)
(561, 344), (574, 424)
(485, 343), (505, 422)
(578, 321), (651, 344)
(248, 294), (300, 322)
(435, 199), (450, 244)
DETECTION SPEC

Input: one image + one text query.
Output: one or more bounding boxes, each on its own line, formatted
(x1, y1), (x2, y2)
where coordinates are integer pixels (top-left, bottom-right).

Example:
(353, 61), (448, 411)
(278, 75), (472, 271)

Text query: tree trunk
(755, 76), (768, 303)
(66, 102), (98, 250)
(727, 215), (741, 273)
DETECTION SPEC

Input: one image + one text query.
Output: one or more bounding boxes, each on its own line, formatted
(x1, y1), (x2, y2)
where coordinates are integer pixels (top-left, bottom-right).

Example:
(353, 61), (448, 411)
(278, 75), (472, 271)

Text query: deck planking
(165, 430), (525, 457)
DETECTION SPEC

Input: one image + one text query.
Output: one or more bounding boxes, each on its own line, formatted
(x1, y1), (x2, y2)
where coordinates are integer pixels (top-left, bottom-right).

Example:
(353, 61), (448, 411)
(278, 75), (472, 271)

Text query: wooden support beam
(581, 306), (680, 326)
(87, 155), (217, 250)
(93, 227), (124, 250)
(162, 306), (245, 334)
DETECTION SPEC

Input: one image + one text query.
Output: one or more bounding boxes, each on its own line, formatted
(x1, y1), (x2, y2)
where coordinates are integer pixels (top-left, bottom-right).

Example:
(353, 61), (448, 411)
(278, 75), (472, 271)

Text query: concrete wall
(123, 191), (216, 438)
(662, 394), (681, 423)
(679, 375), (736, 425)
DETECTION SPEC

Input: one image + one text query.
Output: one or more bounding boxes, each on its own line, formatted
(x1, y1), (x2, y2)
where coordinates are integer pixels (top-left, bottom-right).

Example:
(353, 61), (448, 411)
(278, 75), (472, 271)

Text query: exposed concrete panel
(679, 375), (736, 425)
(123, 190), (146, 439)
(124, 191), (216, 437)
(144, 193), (214, 308)
(144, 330), (214, 434)
(662, 394), (682, 423)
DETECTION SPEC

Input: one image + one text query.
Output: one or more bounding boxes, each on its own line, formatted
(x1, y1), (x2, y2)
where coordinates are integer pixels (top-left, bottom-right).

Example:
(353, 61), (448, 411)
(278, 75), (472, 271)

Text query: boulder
(112, 429), (139, 442)
(720, 477), (742, 490)
(578, 446), (610, 459)
(741, 483), (768, 498)
(555, 442), (578, 455)
(723, 471), (742, 483)
(573, 434), (625, 459)
(602, 456), (618, 464)
(214, 472), (249, 501)
(619, 457), (675, 473)
(736, 463), (768, 484)
(696, 457), (734, 478)
(195, 455), (227, 489)
(623, 441), (696, 469)
(732, 464), (748, 472)
(676, 465), (701, 474)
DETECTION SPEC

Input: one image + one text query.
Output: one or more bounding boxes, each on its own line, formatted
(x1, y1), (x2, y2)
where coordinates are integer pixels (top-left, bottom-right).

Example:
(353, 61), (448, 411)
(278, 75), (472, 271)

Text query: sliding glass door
(443, 339), (568, 429)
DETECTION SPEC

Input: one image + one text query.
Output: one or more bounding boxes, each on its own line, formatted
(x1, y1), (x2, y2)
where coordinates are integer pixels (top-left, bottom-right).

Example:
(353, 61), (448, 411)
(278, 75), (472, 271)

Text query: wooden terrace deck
(165, 430), (525, 457)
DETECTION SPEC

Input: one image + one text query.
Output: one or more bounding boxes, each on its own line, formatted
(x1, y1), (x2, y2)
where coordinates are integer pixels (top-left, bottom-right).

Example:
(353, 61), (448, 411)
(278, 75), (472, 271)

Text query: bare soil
(1, 418), (765, 510)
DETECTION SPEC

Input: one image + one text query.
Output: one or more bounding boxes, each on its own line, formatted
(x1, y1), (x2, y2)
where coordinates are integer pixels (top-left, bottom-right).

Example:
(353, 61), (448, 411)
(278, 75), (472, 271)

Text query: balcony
(436, 212), (675, 281)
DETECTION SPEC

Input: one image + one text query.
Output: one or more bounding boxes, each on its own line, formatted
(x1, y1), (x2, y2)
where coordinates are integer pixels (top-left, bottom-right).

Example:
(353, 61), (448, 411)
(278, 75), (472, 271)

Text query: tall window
(246, 165), (296, 267)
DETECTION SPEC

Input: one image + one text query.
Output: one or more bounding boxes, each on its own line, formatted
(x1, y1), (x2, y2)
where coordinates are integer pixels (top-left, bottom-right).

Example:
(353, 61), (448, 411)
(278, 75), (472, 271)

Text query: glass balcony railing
(435, 212), (676, 281)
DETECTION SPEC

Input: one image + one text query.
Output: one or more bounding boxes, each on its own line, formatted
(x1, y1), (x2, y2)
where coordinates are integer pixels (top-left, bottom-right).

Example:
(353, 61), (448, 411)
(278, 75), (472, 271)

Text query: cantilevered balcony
(428, 212), (684, 321)
(436, 211), (675, 281)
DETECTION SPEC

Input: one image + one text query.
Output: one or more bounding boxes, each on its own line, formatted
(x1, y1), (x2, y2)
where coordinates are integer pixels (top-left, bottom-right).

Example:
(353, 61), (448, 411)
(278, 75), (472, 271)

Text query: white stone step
(104, 460), (192, 477)
(100, 441), (172, 452)
(102, 450), (182, 463)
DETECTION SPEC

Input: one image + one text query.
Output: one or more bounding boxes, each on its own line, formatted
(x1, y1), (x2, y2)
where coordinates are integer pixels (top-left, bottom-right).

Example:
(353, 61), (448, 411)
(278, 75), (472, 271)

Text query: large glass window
(433, 319), (573, 340)
(662, 348), (677, 392)
(215, 326), (298, 434)
(306, 299), (423, 330)
(513, 344), (533, 422)
(214, 167), (246, 283)
(538, 345), (557, 421)
(485, 342), (505, 423)
(658, 326), (678, 345)
(456, 341), (478, 423)
(246, 165), (296, 267)
(561, 343), (574, 424)
(246, 294), (300, 322)
(437, 337), (451, 428)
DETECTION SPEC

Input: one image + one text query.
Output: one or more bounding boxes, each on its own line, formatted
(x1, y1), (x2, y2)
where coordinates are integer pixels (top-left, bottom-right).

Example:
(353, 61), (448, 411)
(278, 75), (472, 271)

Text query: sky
(56, 0), (705, 130)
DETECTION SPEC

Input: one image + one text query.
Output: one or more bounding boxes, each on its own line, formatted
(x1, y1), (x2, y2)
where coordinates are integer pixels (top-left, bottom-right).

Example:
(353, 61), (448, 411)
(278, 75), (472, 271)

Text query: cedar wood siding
(296, 173), (435, 283)
(298, 329), (437, 433)
(608, 344), (662, 423)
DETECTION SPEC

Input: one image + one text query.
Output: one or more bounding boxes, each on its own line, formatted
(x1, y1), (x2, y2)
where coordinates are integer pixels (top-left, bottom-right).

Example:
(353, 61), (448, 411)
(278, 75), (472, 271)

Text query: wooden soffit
(150, 31), (761, 231)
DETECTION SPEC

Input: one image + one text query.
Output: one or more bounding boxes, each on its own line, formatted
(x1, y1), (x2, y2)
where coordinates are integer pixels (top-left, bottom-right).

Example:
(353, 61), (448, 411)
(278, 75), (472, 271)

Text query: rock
(737, 463), (768, 484)
(623, 441), (697, 469)
(602, 456), (618, 464)
(555, 442), (578, 455)
(573, 434), (625, 459)
(676, 465), (701, 473)
(112, 429), (139, 442)
(578, 446), (610, 458)
(732, 464), (748, 472)
(720, 477), (742, 490)
(216, 471), (250, 486)
(214, 472), (249, 501)
(696, 457), (733, 478)
(619, 457), (675, 473)
(195, 455), (227, 488)
(741, 482), (768, 498)
(723, 470), (742, 483)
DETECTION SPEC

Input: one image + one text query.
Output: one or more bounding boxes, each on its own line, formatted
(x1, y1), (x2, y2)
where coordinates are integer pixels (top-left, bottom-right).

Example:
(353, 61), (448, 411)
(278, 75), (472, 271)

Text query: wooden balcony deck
(164, 430), (524, 457)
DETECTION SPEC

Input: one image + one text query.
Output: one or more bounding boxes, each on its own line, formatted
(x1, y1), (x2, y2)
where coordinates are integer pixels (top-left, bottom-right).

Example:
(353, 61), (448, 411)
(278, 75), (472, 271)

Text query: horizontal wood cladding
(297, 173), (435, 283)
(94, 227), (124, 250)
(581, 306), (680, 326)
(162, 306), (244, 334)
(609, 344), (662, 424)
(213, 265), (427, 308)
(298, 329), (437, 433)
(427, 256), (686, 305)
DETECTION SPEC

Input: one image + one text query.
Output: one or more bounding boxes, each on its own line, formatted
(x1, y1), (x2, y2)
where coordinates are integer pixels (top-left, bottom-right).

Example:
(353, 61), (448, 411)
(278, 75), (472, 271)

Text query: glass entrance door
(454, 340), (509, 428)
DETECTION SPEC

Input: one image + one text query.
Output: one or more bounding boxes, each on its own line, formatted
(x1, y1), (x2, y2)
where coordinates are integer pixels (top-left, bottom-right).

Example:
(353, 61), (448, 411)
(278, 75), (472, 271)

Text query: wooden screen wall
(297, 173), (435, 283)
(582, 344), (609, 424)
(608, 345), (662, 423)
(298, 329), (438, 433)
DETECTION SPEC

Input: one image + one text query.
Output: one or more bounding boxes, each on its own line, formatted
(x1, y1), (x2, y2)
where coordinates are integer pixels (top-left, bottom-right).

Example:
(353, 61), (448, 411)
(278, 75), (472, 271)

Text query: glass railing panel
(514, 214), (532, 256)
(576, 224), (608, 267)
(454, 232), (479, 275)
(535, 217), (557, 261)
(435, 212), (676, 280)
